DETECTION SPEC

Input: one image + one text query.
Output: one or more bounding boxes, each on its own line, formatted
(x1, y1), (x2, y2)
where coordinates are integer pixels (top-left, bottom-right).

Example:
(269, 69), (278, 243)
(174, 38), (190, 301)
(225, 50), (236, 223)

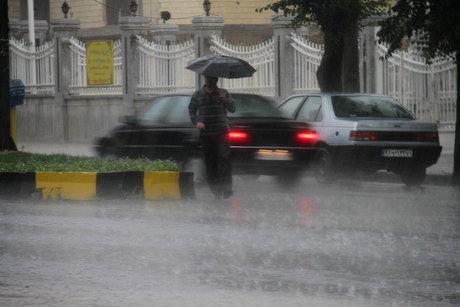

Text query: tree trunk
(0, 0), (17, 151)
(452, 52), (460, 185)
(316, 32), (343, 92)
(341, 24), (360, 92)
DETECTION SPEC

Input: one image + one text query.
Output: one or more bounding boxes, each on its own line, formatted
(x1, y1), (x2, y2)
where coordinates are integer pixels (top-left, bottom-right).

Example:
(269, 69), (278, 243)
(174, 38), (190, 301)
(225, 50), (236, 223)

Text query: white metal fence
(291, 33), (324, 93)
(67, 37), (123, 96)
(376, 43), (457, 128)
(9, 38), (55, 94)
(210, 35), (275, 96)
(137, 36), (196, 95)
(8, 32), (457, 132)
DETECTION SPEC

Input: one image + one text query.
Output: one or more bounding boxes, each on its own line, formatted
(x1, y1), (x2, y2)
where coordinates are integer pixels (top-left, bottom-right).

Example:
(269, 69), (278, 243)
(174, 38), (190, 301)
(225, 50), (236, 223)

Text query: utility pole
(0, 0), (17, 151)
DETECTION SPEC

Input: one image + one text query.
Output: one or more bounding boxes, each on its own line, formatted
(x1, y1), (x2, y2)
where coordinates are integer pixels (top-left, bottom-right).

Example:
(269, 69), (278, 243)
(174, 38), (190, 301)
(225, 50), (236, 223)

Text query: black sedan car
(94, 94), (319, 183)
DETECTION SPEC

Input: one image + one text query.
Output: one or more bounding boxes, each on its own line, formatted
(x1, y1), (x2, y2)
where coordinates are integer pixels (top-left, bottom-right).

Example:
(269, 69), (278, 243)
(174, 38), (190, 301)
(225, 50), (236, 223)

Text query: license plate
(382, 149), (413, 158)
(255, 149), (293, 161)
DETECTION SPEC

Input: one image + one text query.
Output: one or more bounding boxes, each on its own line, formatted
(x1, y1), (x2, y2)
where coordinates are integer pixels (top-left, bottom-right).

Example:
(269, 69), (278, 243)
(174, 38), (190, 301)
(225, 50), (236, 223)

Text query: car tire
(399, 167), (426, 186)
(314, 149), (335, 184)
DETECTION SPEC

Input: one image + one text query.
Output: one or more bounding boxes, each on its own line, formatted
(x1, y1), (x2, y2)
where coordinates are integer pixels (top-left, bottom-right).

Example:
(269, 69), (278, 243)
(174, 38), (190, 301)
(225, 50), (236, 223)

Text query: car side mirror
(119, 115), (136, 125)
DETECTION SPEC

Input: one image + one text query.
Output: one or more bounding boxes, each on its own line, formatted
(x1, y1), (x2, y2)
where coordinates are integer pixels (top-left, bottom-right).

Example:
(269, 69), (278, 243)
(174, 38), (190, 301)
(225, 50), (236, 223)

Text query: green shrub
(0, 152), (179, 172)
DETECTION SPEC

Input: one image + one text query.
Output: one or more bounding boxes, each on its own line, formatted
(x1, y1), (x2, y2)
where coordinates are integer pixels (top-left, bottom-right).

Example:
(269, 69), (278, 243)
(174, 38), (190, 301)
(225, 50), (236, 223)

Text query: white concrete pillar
(272, 14), (295, 100)
(150, 23), (179, 44)
(119, 16), (150, 115)
(191, 15), (224, 89)
(50, 18), (80, 142)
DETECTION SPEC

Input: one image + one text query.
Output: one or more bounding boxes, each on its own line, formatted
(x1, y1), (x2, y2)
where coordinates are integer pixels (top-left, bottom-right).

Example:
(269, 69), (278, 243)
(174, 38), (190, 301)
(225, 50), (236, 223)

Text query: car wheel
(399, 167), (426, 187)
(182, 157), (206, 186)
(314, 149), (335, 184)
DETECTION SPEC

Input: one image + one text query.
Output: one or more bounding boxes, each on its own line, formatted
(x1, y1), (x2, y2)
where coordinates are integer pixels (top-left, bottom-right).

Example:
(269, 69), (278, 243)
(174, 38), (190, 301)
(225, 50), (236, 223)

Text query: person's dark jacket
(189, 86), (236, 135)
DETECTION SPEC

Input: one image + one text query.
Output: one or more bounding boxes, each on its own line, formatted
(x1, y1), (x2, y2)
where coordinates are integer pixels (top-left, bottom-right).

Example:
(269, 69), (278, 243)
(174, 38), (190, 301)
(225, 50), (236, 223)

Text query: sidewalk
(17, 142), (454, 185)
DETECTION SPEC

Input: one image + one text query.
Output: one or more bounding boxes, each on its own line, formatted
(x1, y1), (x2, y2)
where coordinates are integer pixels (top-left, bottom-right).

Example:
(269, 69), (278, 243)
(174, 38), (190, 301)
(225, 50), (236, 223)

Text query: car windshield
(331, 95), (414, 119)
(229, 94), (285, 118)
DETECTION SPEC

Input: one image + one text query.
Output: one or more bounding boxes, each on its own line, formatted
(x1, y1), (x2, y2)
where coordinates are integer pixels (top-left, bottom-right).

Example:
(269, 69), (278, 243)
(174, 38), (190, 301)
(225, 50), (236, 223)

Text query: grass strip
(0, 151), (179, 172)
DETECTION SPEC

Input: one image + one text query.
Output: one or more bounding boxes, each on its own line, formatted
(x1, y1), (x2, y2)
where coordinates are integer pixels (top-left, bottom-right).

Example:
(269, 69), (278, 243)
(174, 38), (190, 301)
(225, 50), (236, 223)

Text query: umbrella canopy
(186, 54), (256, 79)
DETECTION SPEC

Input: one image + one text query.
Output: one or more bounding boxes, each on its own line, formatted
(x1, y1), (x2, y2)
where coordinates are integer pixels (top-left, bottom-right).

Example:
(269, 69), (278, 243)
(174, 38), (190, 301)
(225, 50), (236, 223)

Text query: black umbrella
(186, 54), (256, 79)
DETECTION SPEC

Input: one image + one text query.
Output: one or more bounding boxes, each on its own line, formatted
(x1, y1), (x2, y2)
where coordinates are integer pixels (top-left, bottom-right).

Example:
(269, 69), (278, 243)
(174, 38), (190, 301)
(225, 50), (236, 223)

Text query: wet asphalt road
(1, 176), (459, 306)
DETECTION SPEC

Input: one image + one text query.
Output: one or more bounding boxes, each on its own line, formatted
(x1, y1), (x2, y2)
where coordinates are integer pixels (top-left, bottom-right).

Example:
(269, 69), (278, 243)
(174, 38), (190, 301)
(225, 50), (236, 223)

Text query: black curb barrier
(0, 171), (195, 200)
(96, 171), (144, 199)
(0, 172), (36, 199)
(179, 172), (196, 199)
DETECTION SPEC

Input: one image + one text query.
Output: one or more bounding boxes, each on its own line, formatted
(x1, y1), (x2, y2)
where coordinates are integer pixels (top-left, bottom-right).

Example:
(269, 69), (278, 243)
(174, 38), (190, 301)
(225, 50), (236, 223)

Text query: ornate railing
(290, 33), (324, 93)
(376, 43), (457, 128)
(137, 36), (196, 95)
(9, 38), (55, 95)
(210, 35), (275, 96)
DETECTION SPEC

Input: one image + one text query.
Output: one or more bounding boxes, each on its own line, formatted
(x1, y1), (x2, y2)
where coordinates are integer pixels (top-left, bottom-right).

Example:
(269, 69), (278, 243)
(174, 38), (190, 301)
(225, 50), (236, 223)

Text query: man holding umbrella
(189, 76), (235, 199)
(187, 54), (256, 199)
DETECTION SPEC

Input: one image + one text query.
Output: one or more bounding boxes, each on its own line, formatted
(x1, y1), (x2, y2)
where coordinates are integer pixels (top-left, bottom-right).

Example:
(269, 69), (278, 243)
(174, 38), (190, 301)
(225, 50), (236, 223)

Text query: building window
(21, 0), (50, 21)
(107, 0), (139, 25)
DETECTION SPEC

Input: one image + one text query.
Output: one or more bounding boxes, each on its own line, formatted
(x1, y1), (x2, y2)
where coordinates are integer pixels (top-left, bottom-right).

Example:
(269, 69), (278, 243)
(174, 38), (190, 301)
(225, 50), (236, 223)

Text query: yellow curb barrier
(144, 171), (180, 200)
(36, 172), (97, 200)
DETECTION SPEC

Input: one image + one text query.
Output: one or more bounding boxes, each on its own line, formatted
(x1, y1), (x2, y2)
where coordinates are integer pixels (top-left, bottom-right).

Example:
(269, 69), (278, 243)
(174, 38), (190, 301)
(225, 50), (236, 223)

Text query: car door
(294, 95), (324, 142)
(115, 96), (194, 160)
(277, 96), (307, 119)
(138, 95), (197, 161)
(158, 96), (200, 161)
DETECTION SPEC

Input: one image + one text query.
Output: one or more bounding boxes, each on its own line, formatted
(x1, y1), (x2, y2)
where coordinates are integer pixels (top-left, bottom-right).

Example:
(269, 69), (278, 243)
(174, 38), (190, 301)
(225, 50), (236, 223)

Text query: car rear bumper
(231, 147), (318, 174)
(329, 145), (442, 171)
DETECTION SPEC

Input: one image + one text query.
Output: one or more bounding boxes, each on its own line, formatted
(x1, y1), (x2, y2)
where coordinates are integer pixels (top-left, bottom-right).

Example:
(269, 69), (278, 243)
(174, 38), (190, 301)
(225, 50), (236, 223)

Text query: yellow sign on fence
(86, 40), (114, 85)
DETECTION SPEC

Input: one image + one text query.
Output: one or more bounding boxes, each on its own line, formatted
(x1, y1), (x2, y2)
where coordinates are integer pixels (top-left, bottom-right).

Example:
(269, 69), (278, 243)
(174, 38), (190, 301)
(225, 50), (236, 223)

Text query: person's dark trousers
(200, 133), (233, 198)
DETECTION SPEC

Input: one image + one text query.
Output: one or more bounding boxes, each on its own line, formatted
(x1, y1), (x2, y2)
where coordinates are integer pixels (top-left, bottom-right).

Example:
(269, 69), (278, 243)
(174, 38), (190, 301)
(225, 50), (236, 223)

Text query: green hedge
(0, 152), (179, 172)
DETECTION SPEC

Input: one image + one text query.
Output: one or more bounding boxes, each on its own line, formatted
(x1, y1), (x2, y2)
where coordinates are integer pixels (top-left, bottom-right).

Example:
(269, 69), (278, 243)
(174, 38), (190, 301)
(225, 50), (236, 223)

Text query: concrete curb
(0, 171), (195, 200)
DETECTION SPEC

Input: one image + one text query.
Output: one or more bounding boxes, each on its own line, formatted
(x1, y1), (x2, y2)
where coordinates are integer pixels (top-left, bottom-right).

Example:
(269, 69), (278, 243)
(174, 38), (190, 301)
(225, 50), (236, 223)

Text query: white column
(272, 14), (295, 100)
(27, 0), (36, 88)
(191, 15), (224, 89)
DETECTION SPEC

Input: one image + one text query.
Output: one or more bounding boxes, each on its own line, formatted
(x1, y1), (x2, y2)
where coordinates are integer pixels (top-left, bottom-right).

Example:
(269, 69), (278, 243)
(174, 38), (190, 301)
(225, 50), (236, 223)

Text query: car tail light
(416, 132), (439, 142)
(296, 131), (320, 142)
(227, 130), (249, 142)
(350, 130), (378, 141)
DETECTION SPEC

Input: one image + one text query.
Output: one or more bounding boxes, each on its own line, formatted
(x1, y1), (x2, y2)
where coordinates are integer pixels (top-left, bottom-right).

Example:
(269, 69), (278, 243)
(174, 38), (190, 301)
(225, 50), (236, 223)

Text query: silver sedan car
(277, 93), (442, 186)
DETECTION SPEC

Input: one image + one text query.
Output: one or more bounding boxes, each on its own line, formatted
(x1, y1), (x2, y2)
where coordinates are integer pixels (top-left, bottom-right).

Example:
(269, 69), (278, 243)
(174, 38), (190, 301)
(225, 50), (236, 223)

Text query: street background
(1, 172), (459, 306)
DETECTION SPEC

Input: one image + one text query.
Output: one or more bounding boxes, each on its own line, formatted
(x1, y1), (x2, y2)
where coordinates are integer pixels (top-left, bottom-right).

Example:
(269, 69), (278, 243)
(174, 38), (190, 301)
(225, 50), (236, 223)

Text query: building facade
(8, 0), (275, 42)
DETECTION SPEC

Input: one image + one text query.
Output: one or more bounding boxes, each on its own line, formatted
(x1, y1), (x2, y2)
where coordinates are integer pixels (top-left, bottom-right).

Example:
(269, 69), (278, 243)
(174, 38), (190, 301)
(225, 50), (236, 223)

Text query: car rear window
(331, 96), (414, 119)
(229, 94), (285, 118)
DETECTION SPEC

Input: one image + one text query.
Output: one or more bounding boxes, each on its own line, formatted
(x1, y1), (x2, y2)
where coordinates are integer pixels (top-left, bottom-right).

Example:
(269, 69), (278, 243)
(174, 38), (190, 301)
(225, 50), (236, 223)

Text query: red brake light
(296, 131), (320, 142)
(227, 130), (249, 142)
(416, 132), (439, 142)
(350, 131), (378, 141)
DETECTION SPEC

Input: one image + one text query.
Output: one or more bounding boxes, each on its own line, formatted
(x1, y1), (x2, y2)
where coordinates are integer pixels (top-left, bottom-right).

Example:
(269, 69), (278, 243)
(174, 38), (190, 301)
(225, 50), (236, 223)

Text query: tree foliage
(378, 0), (459, 59)
(258, 0), (388, 92)
(259, 0), (388, 28)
